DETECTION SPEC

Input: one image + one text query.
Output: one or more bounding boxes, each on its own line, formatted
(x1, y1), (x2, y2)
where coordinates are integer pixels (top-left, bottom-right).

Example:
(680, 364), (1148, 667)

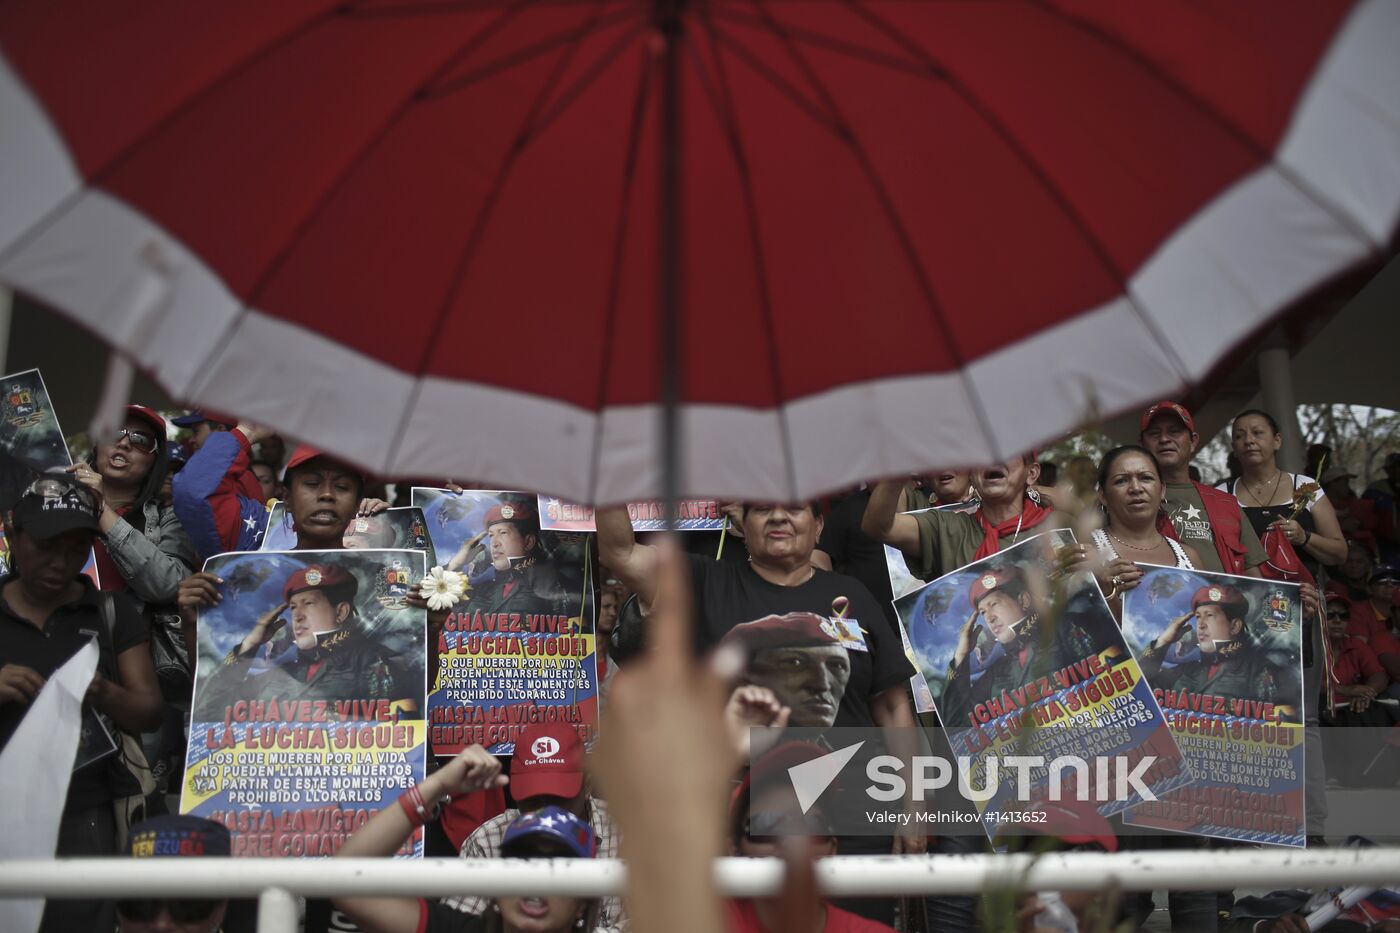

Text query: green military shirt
(1162, 482), (1267, 574)
(910, 507), (1057, 580)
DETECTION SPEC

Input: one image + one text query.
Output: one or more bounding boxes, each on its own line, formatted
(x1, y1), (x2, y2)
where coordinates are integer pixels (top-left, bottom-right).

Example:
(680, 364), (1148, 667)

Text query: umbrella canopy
(1, 1), (1397, 503)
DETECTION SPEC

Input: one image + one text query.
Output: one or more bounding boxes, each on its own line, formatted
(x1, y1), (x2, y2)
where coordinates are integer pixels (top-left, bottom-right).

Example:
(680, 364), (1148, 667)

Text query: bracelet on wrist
(398, 783), (451, 828)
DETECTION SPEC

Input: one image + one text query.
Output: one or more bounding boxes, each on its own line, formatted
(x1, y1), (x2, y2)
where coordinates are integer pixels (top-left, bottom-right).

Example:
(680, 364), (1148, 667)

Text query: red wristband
(398, 791), (423, 827)
(400, 785), (431, 827)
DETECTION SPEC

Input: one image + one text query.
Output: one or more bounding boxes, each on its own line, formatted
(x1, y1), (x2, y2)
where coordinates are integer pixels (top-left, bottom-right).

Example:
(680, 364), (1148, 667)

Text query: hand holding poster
(1120, 565), (1306, 846)
(893, 531), (1190, 834)
(181, 549), (428, 857)
(883, 502), (980, 713)
(412, 488), (597, 755)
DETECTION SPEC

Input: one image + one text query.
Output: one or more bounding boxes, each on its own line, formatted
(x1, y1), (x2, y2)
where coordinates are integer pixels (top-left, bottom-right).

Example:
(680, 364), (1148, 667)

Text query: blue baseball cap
(127, 815), (231, 858)
(171, 411), (208, 427)
(500, 806), (595, 858)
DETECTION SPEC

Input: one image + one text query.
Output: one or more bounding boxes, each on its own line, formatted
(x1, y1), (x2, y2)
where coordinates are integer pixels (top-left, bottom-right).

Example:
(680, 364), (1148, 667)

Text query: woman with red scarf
(863, 453), (1065, 579)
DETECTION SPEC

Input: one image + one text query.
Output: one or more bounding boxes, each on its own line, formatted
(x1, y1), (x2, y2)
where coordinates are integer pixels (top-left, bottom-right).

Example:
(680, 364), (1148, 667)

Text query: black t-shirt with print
(816, 489), (899, 627)
(0, 576), (149, 806)
(685, 556), (914, 728)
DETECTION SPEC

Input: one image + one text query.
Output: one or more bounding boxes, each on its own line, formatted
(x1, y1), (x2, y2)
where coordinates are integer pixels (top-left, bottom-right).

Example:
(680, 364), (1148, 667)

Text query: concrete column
(1259, 346), (1303, 473)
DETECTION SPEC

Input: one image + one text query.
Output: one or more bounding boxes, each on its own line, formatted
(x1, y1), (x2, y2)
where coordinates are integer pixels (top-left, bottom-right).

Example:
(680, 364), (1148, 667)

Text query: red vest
(1156, 482), (1249, 575)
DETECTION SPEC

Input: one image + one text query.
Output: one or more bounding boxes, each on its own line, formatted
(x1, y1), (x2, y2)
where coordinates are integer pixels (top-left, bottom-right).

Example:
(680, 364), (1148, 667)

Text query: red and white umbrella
(1, 1), (1397, 503)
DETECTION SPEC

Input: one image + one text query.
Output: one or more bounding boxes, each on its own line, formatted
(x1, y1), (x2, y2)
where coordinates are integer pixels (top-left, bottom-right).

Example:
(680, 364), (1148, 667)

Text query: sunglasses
(744, 810), (835, 844)
(116, 898), (220, 923)
(20, 476), (100, 514)
(115, 427), (159, 454)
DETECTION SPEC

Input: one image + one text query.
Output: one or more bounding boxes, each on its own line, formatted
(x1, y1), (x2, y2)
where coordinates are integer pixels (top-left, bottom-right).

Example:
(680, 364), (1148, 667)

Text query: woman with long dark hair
(67, 405), (195, 794)
(66, 405), (195, 605)
(1224, 409), (1347, 575)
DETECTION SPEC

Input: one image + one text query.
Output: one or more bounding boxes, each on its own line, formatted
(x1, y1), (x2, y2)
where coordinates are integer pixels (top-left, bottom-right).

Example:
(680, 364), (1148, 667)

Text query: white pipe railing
(2, 850), (1397, 933)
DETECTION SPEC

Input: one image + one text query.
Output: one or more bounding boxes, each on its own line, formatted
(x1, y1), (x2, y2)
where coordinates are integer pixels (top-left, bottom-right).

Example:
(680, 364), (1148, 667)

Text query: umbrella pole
(656, 0), (683, 530)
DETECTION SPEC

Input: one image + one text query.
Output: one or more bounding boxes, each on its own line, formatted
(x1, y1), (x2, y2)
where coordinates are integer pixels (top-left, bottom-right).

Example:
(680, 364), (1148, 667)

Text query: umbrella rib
(87, 1), (540, 443)
(87, 5), (348, 184)
(704, 27), (847, 139)
(585, 51), (654, 505)
(503, 22), (646, 143)
(1029, 0), (1383, 255)
(0, 4), (349, 274)
(842, 0), (1198, 391)
(385, 0), (615, 476)
(745, 0), (1007, 459)
(692, 11), (802, 499)
(237, 1), (535, 318)
(704, 5), (939, 81)
(425, 6), (641, 99)
(388, 0), (609, 475)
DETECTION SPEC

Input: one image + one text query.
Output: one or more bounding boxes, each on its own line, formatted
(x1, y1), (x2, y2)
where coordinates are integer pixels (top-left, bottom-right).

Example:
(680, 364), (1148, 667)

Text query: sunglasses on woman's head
(116, 897), (220, 923)
(115, 427), (159, 454)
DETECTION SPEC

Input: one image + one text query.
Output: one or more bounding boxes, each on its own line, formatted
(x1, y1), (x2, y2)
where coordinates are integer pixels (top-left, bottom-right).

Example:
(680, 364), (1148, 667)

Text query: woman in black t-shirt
(0, 476), (163, 933)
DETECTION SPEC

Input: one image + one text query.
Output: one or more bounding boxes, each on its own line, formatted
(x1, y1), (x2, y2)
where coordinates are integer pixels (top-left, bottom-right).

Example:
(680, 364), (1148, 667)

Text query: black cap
(10, 475), (101, 540)
(1371, 564), (1400, 585)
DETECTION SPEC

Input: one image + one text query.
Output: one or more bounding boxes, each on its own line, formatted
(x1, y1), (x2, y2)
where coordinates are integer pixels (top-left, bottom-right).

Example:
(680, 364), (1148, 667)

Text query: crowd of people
(3, 395), (1400, 933)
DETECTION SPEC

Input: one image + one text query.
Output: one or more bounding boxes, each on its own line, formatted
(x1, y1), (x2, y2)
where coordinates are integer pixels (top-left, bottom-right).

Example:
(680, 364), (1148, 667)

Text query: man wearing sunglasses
(116, 814), (232, 933)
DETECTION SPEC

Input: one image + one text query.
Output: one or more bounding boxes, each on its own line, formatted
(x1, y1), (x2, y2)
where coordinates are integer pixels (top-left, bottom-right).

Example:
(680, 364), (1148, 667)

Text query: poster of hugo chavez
(1120, 564), (1305, 847)
(894, 530), (1189, 832)
(412, 488), (596, 756)
(181, 548), (427, 858)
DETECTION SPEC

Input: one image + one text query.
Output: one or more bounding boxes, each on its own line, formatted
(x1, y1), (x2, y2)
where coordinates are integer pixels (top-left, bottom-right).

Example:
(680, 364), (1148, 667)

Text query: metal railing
(2, 849), (1398, 933)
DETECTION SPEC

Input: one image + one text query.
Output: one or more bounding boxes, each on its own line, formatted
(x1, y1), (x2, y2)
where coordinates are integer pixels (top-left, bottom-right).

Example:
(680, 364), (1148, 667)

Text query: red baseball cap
(729, 741), (833, 818)
(284, 445), (364, 481)
(1139, 401), (1196, 435)
(511, 724), (585, 800)
(1013, 798), (1118, 852)
(126, 404), (167, 437)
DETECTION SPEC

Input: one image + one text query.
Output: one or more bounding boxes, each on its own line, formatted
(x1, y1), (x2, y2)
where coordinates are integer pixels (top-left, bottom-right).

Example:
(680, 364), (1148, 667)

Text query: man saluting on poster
(941, 565), (1101, 728)
(1139, 584), (1297, 713)
(464, 501), (575, 619)
(201, 562), (416, 712)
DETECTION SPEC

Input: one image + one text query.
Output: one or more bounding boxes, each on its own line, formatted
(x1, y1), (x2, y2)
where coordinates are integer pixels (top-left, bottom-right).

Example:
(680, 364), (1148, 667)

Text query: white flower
(420, 566), (468, 611)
